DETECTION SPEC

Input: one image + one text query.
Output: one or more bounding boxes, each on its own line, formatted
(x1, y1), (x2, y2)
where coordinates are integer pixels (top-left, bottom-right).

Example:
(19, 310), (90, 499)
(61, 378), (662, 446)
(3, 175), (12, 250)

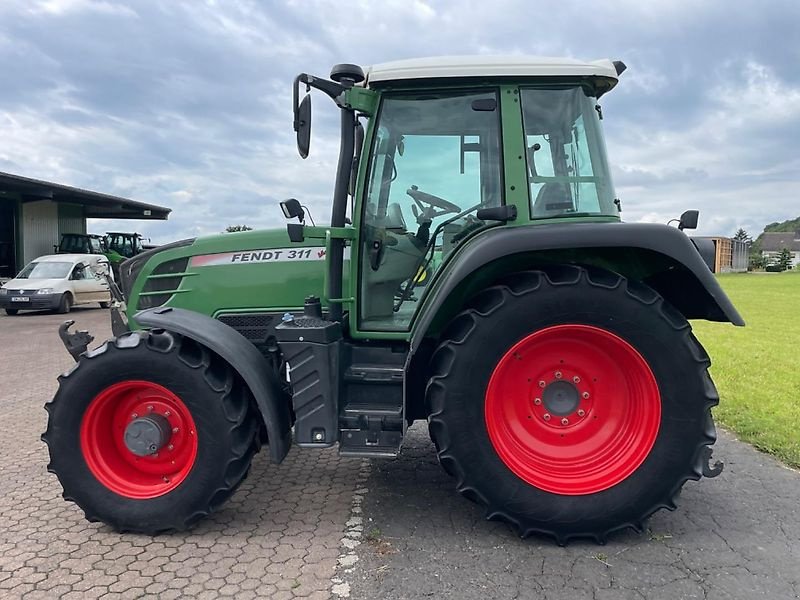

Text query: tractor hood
(125, 227), (338, 324)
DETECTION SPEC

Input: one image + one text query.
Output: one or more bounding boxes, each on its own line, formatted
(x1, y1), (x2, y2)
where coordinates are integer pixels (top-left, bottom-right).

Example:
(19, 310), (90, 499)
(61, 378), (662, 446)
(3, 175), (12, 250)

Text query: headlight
(36, 288), (54, 295)
(0, 288), (7, 295)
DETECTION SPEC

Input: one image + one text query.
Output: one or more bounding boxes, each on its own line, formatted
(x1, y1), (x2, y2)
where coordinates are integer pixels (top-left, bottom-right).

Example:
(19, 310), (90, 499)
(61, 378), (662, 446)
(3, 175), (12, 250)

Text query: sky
(1, 0), (799, 243)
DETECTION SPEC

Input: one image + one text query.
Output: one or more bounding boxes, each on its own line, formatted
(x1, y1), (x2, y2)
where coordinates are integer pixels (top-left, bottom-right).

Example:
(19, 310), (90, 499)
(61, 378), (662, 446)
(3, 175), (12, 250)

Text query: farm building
(760, 231), (800, 267)
(0, 171), (170, 279)
(693, 236), (749, 273)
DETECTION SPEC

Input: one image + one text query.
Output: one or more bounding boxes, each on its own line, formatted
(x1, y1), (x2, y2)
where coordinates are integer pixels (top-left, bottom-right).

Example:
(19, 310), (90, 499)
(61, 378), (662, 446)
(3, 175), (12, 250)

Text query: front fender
(412, 222), (744, 349)
(135, 306), (292, 463)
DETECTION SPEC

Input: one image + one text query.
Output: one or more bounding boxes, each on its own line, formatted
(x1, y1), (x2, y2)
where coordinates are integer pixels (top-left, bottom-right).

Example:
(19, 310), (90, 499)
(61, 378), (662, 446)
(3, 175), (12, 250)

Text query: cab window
(359, 90), (503, 331)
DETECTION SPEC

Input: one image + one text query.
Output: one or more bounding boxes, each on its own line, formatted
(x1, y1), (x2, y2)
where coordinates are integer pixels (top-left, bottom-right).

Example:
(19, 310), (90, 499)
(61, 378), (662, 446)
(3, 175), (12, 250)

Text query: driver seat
(384, 203), (406, 231)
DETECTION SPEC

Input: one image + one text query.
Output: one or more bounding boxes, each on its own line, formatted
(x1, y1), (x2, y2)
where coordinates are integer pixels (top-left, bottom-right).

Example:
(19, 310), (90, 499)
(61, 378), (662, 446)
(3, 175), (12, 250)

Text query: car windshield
(16, 261), (73, 279)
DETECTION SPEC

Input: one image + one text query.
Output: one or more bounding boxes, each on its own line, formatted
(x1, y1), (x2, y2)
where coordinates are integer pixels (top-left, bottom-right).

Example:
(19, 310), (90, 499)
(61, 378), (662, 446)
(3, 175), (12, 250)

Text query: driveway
(0, 309), (798, 599)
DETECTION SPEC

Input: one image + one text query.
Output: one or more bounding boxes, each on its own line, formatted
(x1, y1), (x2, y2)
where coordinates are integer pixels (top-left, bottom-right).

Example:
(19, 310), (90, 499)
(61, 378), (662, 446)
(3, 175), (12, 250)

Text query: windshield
(521, 87), (617, 218)
(17, 261), (72, 279)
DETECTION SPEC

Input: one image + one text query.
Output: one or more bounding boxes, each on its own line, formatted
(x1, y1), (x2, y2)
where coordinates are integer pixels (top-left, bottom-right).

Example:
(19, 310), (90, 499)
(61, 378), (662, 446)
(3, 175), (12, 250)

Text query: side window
(359, 90), (503, 331)
(521, 87), (617, 218)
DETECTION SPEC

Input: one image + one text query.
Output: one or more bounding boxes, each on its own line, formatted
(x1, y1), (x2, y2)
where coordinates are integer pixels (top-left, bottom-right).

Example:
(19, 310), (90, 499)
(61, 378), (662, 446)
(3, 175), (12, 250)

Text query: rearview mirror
(295, 94), (311, 159)
(678, 210), (699, 231)
(280, 198), (305, 222)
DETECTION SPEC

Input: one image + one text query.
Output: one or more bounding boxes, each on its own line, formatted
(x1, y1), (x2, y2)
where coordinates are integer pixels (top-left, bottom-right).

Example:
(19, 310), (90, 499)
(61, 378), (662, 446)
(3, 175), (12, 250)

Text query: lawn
(692, 270), (800, 468)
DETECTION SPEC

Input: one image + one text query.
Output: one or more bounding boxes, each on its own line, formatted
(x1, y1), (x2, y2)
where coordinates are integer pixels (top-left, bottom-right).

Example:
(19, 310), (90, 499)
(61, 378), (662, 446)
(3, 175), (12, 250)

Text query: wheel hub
(80, 380), (198, 499)
(484, 324), (661, 495)
(124, 414), (172, 456)
(542, 380), (579, 416)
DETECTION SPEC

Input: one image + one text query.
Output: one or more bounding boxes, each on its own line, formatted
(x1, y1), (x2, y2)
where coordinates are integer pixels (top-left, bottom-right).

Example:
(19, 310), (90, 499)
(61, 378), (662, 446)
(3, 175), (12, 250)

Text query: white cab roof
(366, 55), (620, 85)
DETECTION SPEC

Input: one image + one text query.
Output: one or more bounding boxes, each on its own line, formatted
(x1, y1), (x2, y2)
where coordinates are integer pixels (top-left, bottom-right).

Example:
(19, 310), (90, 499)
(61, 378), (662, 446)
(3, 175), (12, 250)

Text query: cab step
(339, 361), (404, 457)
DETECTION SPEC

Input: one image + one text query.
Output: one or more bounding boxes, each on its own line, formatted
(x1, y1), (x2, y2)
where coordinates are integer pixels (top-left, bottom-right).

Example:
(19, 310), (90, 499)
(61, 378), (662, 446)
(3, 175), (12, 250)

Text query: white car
(0, 254), (111, 316)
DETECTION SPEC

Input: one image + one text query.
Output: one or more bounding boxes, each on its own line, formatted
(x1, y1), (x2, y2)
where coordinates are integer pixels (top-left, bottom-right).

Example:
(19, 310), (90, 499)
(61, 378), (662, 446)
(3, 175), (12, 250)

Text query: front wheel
(5, 308), (19, 316)
(43, 330), (258, 533)
(56, 293), (72, 314)
(426, 266), (719, 544)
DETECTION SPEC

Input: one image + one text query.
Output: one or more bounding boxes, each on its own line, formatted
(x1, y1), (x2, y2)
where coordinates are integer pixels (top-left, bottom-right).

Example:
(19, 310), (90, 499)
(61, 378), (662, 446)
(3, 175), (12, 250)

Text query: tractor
(43, 56), (742, 544)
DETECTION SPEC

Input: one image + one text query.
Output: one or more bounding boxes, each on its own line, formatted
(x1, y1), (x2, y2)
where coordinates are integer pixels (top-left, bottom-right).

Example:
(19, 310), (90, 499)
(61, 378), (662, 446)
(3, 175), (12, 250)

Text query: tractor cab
(56, 233), (106, 255)
(288, 56), (625, 331)
(105, 232), (147, 259)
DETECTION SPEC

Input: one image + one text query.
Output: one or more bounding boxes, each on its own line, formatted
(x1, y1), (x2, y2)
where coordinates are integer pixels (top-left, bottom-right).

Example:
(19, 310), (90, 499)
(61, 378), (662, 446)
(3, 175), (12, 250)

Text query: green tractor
(44, 56), (741, 543)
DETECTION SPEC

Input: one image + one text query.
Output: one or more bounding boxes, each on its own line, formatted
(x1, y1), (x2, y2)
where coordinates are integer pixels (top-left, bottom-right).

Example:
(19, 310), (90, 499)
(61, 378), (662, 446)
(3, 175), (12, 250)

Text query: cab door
(354, 88), (505, 333)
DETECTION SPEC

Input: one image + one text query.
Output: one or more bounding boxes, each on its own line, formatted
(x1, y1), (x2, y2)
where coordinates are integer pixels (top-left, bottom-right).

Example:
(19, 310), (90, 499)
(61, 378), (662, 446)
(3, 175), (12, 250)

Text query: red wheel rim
(80, 380), (198, 499)
(484, 324), (660, 495)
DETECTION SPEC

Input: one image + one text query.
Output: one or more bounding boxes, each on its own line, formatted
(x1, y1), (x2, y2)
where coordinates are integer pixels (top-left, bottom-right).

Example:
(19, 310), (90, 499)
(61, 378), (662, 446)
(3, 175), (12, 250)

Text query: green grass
(691, 270), (800, 468)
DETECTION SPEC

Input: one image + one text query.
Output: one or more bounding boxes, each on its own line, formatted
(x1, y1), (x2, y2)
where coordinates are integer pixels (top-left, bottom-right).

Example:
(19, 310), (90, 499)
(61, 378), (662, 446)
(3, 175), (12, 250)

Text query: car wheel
(57, 293), (73, 314)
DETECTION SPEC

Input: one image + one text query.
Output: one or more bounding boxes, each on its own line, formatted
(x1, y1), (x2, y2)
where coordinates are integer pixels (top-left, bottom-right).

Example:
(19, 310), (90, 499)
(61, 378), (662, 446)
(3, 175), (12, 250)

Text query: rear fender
(134, 306), (292, 463)
(411, 222), (744, 350)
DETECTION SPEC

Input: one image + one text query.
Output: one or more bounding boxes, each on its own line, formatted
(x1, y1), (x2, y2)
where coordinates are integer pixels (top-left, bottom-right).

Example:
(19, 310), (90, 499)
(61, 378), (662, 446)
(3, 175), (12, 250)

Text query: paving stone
(0, 309), (362, 599)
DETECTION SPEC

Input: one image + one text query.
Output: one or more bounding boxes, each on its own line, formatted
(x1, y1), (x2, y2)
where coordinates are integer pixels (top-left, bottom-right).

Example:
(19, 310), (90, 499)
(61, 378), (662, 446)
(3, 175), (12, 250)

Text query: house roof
(0, 171), (170, 220)
(760, 231), (800, 252)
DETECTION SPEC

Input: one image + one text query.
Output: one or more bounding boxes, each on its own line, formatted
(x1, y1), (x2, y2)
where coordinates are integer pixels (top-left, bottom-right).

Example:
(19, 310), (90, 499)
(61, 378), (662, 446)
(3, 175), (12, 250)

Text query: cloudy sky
(1, 0), (798, 242)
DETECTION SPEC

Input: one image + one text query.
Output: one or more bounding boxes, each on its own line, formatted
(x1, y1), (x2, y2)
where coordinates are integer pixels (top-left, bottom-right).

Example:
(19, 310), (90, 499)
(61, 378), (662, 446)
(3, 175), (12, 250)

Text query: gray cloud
(0, 0), (798, 243)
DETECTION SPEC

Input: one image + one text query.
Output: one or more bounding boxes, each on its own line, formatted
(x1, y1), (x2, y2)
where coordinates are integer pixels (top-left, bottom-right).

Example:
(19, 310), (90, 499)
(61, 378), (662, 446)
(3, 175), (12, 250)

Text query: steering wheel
(406, 185), (460, 217)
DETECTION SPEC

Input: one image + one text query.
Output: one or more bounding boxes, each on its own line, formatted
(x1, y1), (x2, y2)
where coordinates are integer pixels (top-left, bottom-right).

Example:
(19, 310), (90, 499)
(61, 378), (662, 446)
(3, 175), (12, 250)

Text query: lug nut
(577, 409), (586, 417)
(164, 410), (171, 417)
(582, 392), (590, 399)
(533, 398), (542, 405)
(554, 371), (562, 379)
(543, 413), (551, 421)
(147, 405), (154, 412)
(131, 412), (138, 419)
(561, 418), (569, 426)
(167, 444), (174, 451)
(573, 376), (581, 383)
(172, 427), (179, 434)
(539, 380), (546, 388)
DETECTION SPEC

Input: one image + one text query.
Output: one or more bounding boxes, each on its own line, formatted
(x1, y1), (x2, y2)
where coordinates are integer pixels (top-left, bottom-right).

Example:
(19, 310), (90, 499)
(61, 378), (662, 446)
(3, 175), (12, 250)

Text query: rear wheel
(56, 293), (72, 314)
(99, 301), (111, 309)
(426, 266), (718, 543)
(42, 330), (258, 533)
(5, 309), (18, 316)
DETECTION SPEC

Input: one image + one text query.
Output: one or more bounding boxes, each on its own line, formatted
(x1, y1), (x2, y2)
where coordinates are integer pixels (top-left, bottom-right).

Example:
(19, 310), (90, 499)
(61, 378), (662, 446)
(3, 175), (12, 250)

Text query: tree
(733, 228), (751, 243)
(778, 247), (793, 271)
(224, 225), (253, 233)
(748, 252), (766, 270)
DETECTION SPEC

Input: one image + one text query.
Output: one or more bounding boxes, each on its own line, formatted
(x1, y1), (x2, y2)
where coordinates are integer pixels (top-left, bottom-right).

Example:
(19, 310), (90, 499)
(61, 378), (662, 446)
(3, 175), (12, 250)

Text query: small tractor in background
(43, 56), (741, 544)
(55, 232), (152, 280)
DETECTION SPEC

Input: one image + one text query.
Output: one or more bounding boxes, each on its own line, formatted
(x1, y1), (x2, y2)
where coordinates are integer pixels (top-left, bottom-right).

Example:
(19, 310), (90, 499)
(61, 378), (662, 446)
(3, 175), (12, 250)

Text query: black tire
(57, 293), (72, 314)
(426, 266), (718, 544)
(99, 301), (111, 309)
(5, 308), (19, 316)
(42, 330), (258, 533)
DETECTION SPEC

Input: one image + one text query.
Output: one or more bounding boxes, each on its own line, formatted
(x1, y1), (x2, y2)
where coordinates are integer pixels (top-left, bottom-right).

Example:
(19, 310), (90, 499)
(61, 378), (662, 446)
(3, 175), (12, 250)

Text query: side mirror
(295, 94), (311, 159)
(678, 210), (699, 231)
(280, 198), (305, 222)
